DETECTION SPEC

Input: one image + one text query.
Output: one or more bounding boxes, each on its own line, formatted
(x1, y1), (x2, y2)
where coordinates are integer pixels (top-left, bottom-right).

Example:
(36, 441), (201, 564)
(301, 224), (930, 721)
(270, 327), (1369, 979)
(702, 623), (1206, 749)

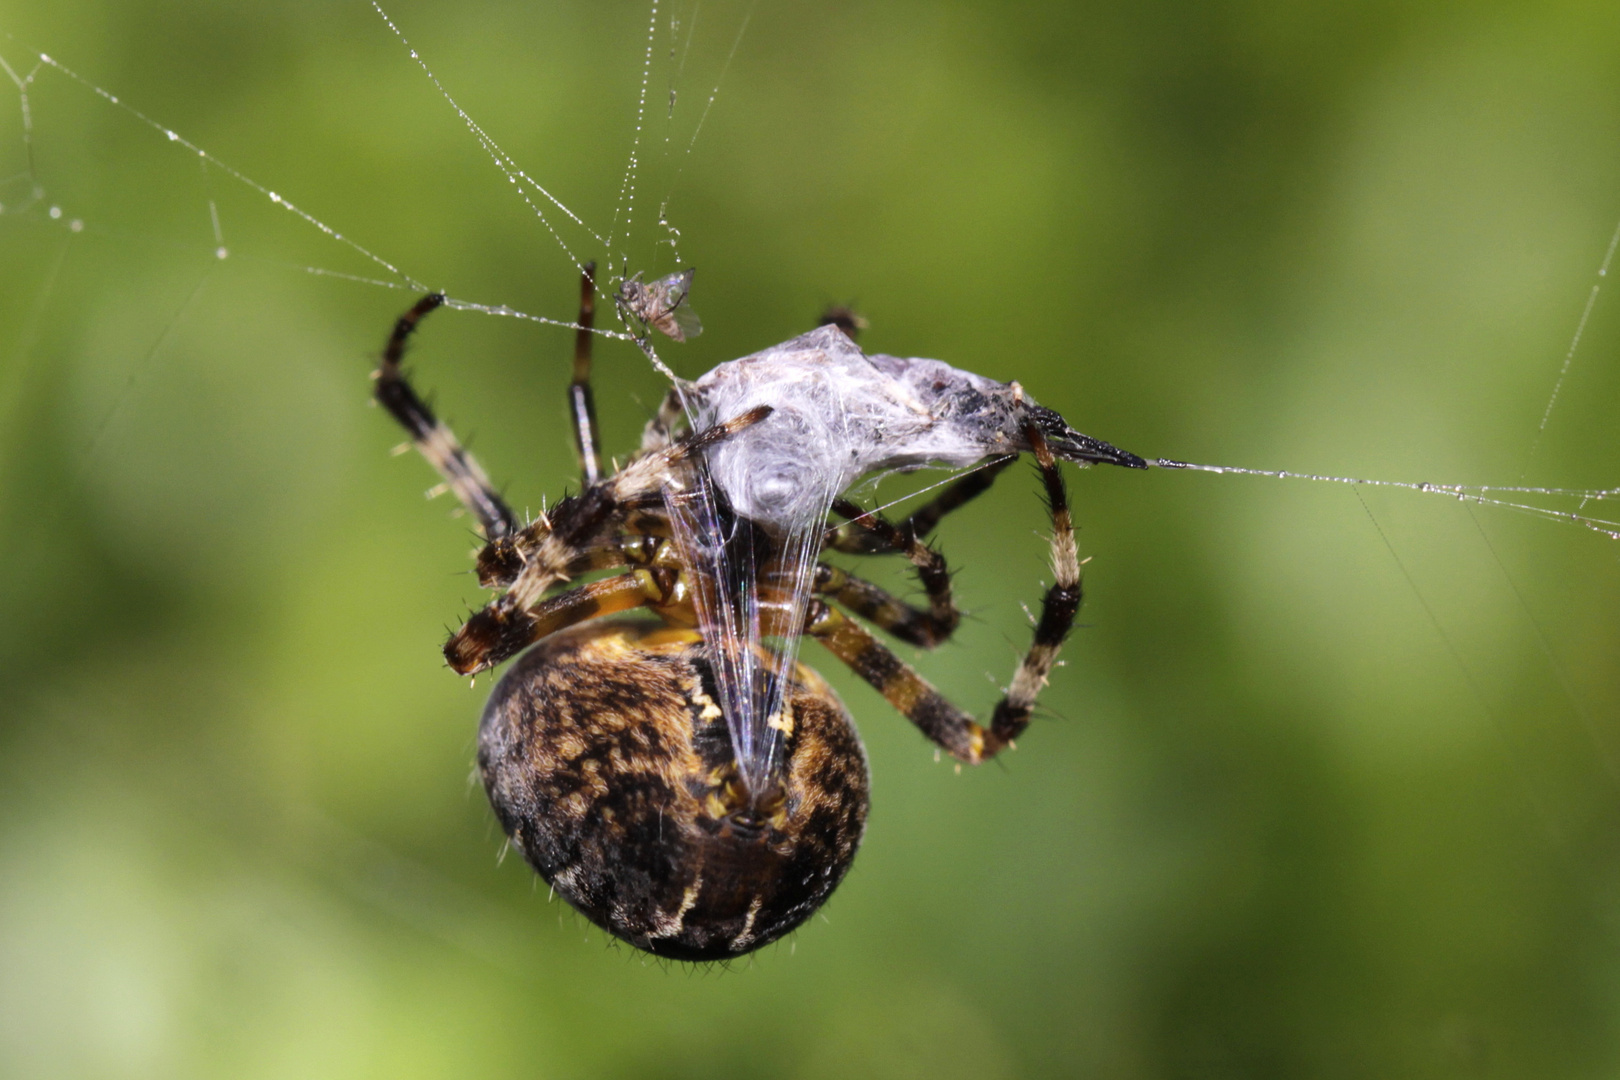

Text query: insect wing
(658, 303), (703, 343)
(649, 268), (694, 310)
(646, 269), (700, 342)
(661, 453), (821, 797)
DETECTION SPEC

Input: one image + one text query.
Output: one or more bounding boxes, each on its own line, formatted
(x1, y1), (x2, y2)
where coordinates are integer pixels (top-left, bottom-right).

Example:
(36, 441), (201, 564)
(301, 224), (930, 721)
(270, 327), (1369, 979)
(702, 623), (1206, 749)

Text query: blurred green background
(3, 0), (1620, 1076)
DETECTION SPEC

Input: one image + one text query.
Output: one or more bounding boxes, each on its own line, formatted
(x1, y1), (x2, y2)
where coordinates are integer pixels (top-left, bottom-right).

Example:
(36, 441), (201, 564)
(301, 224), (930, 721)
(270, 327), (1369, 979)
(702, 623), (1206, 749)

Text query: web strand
(1525, 211), (1620, 469)
(71, 264), (217, 489)
(34, 54), (426, 290)
(653, 0), (754, 263)
(0, 52), (40, 199)
(609, 0), (661, 260)
(9, 44), (645, 357)
(368, 2), (605, 275)
(1464, 505), (1620, 784)
(1154, 459), (1620, 539)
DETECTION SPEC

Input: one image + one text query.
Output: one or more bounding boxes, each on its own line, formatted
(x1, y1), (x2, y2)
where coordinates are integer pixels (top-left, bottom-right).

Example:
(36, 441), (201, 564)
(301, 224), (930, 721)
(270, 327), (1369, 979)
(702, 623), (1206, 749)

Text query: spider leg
(376, 293), (520, 542)
(809, 427), (1080, 763)
(447, 566), (691, 675)
(825, 454), (1015, 554)
(812, 563), (956, 648)
(568, 262), (603, 485)
(826, 499), (959, 643)
(816, 454), (1019, 648)
(816, 305), (868, 340)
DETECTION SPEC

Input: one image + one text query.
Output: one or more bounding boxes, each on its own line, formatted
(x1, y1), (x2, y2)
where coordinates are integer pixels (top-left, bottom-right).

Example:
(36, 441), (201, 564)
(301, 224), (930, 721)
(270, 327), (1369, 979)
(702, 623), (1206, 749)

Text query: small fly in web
(375, 262), (1145, 961)
(616, 267), (703, 342)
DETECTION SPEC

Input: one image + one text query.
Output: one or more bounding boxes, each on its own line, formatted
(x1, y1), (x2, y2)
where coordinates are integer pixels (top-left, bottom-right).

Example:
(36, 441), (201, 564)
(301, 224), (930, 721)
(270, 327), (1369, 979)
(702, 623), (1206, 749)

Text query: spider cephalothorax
(374, 265), (1144, 960)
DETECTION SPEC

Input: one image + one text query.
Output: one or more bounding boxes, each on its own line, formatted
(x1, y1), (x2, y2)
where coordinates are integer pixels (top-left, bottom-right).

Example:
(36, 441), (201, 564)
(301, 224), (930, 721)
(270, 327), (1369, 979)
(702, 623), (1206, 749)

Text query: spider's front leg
(447, 565), (695, 675)
(809, 426), (1082, 763)
(375, 293), (519, 542)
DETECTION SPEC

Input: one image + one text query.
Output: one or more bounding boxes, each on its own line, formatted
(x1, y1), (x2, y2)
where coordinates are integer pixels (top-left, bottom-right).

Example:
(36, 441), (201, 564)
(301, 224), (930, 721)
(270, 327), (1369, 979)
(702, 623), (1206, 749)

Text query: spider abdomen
(478, 620), (869, 961)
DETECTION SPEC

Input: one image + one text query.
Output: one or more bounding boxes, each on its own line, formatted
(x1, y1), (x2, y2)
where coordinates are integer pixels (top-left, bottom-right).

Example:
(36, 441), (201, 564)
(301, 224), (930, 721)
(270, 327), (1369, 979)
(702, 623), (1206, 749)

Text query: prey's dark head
(1027, 405), (1148, 470)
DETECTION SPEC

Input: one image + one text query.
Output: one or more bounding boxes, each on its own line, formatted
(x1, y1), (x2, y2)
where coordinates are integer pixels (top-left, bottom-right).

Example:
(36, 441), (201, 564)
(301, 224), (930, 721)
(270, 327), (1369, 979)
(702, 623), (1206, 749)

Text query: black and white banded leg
(375, 293), (518, 542)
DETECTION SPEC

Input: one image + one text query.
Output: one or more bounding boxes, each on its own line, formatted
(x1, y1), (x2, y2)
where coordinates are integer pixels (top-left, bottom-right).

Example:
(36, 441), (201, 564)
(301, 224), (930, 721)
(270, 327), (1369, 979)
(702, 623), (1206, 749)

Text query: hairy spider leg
(513, 567), (695, 647)
(568, 262), (603, 486)
(556, 531), (672, 578)
(811, 563), (956, 649)
(807, 427), (1081, 764)
(895, 454), (1019, 542)
(449, 531), (685, 676)
(817, 528), (958, 648)
(826, 497), (961, 645)
(375, 293), (520, 541)
(816, 454), (1022, 649)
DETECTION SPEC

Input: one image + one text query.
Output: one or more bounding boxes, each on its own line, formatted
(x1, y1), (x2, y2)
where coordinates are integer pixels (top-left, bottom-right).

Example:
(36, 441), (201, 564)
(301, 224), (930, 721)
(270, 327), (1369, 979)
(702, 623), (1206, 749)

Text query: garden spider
(373, 265), (1146, 960)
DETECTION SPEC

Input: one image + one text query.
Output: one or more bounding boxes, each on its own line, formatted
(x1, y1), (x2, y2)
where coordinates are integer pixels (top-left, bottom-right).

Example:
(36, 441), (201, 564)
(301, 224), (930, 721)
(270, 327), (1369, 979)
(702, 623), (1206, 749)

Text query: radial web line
(287, 266), (415, 290)
(193, 154), (229, 262)
(21, 45), (637, 348)
(368, 2), (604, 274)
(684, 1), (754, 158)
(659, 2), (697, 145)
(0, 234), (70, 453)
(34, 54), (424, 290)
(609, 0), (661, 256)
(654, 0), (756, 253)
(675, 2), (700, 102)
(441, 296), (640, 345)
(1526, 211), (1620, 467)
(1155, 459), (1620, 538)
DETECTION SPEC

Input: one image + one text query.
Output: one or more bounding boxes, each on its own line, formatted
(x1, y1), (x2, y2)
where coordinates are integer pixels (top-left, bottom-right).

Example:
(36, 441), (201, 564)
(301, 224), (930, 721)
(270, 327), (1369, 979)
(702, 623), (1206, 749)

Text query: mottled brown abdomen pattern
(478, 620), (869, 961)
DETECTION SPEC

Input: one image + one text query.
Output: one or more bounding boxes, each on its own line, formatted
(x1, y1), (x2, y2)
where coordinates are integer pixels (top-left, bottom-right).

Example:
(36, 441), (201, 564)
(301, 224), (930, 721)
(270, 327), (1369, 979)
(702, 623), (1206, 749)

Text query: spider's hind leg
(375, 293), (519, 542)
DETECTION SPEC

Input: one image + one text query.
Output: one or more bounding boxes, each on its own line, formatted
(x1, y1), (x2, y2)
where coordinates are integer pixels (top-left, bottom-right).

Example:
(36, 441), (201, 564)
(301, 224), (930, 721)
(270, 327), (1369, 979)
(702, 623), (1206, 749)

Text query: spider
(373, 264), (1146, 961)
